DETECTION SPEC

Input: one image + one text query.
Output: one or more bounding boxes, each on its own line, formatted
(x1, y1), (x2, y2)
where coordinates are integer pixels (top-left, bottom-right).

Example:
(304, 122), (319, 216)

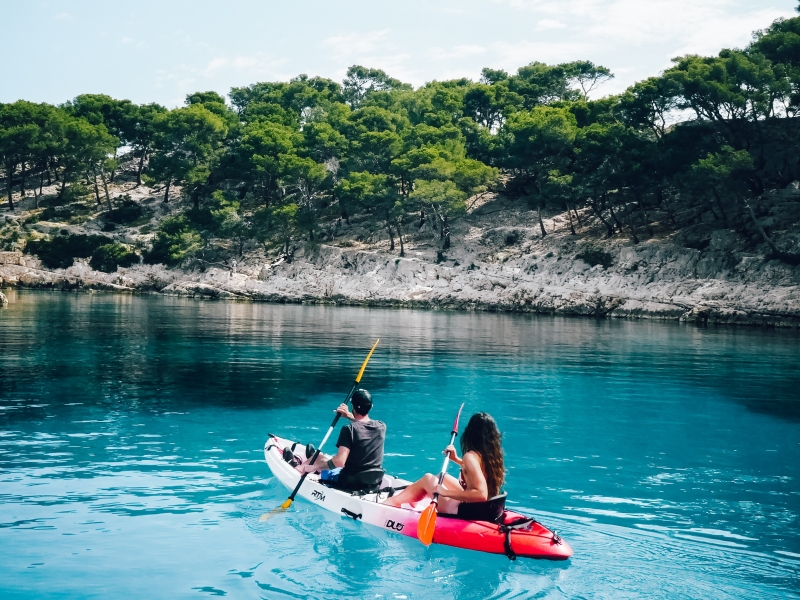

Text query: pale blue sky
(2, 1), (796, 107)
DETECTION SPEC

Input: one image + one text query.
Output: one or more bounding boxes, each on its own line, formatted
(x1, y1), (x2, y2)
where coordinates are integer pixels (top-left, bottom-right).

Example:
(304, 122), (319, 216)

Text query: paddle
(417, 402), (465, 546)
(260, 338), (380, 521)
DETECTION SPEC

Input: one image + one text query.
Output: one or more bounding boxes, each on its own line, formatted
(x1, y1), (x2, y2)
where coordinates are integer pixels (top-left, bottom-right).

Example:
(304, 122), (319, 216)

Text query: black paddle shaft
(286, 380), (359, 502)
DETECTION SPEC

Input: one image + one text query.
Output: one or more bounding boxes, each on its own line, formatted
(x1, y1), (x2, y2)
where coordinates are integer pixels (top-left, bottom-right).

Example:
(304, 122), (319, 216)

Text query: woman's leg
(436, 474), (463, 514)
(383, 472), (462, 508)
(383, 473), (436, 507)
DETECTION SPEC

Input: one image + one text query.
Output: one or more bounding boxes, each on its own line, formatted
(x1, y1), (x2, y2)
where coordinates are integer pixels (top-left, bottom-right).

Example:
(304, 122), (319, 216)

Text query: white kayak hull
(264, 434), (572, 560)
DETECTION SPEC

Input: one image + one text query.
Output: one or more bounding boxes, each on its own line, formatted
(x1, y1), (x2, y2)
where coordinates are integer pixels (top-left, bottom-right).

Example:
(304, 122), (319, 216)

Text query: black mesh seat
(441, 493), (507, 523)
(327, 467), (385, 493)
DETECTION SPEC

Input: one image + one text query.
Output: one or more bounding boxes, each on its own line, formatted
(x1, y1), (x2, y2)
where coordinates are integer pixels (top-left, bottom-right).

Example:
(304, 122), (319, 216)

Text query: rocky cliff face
(3, 189), (799, 327)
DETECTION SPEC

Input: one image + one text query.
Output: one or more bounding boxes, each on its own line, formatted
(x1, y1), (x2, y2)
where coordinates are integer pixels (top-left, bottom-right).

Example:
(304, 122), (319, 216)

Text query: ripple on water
(1, 296), (799, 598)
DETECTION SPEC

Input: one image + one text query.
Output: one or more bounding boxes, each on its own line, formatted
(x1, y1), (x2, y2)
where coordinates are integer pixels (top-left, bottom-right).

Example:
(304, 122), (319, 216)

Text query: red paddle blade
(452, 403), (465, 435)
(417, 502), (437, 546)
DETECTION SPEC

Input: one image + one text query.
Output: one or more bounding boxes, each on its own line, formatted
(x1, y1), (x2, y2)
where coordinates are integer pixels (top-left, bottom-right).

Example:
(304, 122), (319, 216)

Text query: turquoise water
(0, 291), (799, 599)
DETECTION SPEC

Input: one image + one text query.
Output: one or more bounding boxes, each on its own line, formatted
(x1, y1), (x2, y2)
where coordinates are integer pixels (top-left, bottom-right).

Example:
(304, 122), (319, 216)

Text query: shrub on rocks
(25, 234), (113, 269)
(90, 243), (139, 273)
(143, 216), (203, 266)
(106, 197), (150, 226)
(576, 249), (613, 269)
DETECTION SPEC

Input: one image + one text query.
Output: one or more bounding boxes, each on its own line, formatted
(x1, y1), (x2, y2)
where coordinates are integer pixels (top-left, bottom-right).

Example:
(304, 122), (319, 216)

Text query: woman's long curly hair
(460, 412), (505, 498)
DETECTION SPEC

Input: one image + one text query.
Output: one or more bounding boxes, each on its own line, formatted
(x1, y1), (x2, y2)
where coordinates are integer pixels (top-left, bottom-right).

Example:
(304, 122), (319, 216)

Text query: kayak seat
(441, 493), (507, 523)
(326, 467), (386, 493)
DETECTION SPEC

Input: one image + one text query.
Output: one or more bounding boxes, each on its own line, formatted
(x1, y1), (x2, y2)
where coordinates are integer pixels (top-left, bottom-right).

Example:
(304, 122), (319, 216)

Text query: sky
(2, 0), (797, 108)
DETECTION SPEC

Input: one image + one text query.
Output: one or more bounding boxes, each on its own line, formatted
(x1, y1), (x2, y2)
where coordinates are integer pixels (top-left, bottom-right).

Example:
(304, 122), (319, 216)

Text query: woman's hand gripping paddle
(417, 403), (465, 546)
(260, 339), (380, 521)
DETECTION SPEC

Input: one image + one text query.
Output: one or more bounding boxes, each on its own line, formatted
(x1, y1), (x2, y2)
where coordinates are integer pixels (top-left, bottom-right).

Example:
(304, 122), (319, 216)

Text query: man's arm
(328, 445), (350, 469)
(298, 446), (350, 473)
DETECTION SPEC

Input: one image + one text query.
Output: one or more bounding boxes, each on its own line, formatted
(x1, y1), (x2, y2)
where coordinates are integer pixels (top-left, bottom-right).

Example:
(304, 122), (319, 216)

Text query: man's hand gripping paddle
(260, 339), (380, 521)
(417, 403), (465, 546)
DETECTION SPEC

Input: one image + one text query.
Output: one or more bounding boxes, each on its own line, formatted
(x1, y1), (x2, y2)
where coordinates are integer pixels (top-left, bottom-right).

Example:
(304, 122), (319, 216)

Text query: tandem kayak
(264, 434), (573, 561)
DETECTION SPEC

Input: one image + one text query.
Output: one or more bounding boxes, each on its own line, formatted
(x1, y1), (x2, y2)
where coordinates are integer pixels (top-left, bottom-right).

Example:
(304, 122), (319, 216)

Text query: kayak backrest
(444, 493), (507, 523)
(329, 467), (386, 493)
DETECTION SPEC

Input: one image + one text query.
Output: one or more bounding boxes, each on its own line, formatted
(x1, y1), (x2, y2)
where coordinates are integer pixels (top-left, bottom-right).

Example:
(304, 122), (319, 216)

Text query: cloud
(54, 12), (72, 20)
(321, 30), (391, 59)
(202, 54), (285, 77)
(430, 44), (487, 61)
(536, 19), (566, 29)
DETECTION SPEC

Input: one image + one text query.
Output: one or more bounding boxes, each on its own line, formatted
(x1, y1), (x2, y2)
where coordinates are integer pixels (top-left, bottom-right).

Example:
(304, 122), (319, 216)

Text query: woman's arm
(436, 452), (488, 503)
(444, 444), (462, 466)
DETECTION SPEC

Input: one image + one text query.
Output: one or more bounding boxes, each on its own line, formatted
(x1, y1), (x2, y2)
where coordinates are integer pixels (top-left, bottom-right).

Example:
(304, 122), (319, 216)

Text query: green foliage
(342, 66), (412, 107)
(106, 197), (149, 225)
(90, 243), (139, 272)
(0, 222), (22, 250)
(147, 103), (229, 201)
(25, 234), (113, 269)
(143, 216), (204, 265)
(4, 11), (800, 261)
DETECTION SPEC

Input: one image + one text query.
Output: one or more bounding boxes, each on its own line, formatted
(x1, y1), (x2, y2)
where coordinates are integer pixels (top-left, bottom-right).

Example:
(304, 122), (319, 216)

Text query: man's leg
(295, 452), (330, 473)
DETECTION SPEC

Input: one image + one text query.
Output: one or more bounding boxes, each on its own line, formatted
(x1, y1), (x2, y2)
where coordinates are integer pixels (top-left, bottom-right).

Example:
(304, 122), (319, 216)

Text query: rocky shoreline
(3, 226), (799, 327)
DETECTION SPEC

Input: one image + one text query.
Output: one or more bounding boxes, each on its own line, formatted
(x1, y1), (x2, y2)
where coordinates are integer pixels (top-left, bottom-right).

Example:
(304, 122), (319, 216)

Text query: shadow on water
(1, 290), (799, 422)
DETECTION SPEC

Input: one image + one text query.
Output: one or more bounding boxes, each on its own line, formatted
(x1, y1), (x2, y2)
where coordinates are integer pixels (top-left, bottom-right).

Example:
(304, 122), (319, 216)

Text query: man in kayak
(296, 389), (386, 491)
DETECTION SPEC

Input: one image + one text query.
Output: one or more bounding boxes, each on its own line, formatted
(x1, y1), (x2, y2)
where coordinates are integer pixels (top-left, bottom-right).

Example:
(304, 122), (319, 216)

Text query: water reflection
(1, 291), (799, 598)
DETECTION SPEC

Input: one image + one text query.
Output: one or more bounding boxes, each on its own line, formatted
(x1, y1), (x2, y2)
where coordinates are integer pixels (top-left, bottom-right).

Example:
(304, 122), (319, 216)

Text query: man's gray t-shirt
(336, 420), (386, 478)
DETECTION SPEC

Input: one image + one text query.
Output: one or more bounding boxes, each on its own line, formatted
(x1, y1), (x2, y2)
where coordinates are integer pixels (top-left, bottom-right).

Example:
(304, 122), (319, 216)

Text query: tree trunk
(628, 213), (640, 245)
(566, 206), (576, 235)
(59, 175), (67, 200)
(397, 223), (405, 257)
(418, 209), (425, 229)
(192, 189), (200, 210)
(262, 180), (270, 207)
(101, 170), (112, 213)
(136, 148), (147, 186)
(742, 196), (781, 255)
(572, 205), (582, 229)
(711, 189), (729, 227)
(708, 200), (720, 222)
(163, 179), (171, 203)
(47, 163), (53, 186)
(387, 219), (395, 251)
(658, 189), (676, 225)
(110, 149), (117, 183)
(6, 162), (15, 210)
(608, 205), (623, 232)
(239, 236), (244, 256)
(39, 171), (44, 195)
(92, 171), (102, 205)
(590, 201), (614, 237)
(20, 161), (26, 197)
(634, 193), (653, 236)
(537, 206), (547, 237)
(442, 215), (451, 250)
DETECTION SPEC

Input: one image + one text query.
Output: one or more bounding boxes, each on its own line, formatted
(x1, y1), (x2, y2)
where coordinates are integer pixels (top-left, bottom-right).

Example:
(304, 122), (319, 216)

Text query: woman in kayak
(383, 412), (504, 512)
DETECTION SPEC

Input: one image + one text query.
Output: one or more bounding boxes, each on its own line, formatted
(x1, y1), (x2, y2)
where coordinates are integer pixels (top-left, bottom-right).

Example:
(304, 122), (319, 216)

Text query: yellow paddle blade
(355, 339), (380, 383)
(417, 503), (437, 546)
(258, 498), (293, 521)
